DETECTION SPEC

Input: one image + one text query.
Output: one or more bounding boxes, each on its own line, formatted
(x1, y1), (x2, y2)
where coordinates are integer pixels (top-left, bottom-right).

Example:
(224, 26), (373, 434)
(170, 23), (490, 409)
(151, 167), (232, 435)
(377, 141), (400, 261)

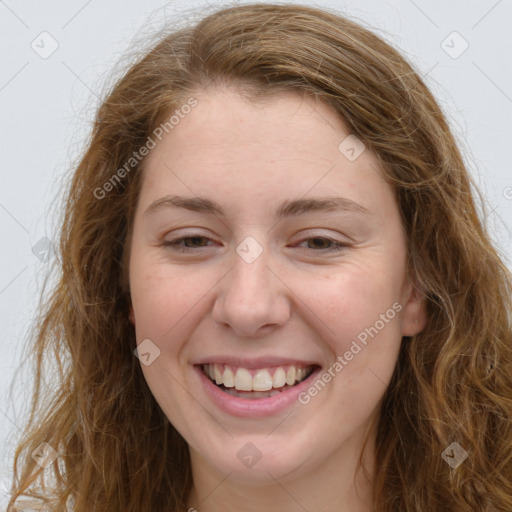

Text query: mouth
(199, 362), (318, 399)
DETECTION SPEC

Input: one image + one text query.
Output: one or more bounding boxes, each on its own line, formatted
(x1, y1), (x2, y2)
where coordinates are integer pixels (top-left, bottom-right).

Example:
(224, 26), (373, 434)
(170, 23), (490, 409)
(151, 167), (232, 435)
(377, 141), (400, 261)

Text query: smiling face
(128, 86), (426, 493)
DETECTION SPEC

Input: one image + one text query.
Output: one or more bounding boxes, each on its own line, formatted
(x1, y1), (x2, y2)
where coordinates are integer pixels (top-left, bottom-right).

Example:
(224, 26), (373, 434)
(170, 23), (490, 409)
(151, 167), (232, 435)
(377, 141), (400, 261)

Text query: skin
(128, 86), (427, 512)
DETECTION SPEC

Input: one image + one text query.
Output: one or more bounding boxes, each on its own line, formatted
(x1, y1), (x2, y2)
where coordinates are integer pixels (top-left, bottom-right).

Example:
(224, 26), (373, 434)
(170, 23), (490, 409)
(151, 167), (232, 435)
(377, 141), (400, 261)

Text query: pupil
(187, 236), (205, 247)
(310, 238), (328, 249)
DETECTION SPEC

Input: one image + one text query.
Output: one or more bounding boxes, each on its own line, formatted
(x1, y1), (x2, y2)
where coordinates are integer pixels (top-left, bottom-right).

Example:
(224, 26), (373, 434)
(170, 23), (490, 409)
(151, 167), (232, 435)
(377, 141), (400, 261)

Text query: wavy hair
(6, 3), (512, 511)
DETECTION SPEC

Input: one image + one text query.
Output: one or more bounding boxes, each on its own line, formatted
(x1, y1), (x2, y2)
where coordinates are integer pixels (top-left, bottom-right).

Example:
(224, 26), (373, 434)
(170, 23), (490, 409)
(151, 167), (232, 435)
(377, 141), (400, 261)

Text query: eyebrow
(143, 194), (371, 220)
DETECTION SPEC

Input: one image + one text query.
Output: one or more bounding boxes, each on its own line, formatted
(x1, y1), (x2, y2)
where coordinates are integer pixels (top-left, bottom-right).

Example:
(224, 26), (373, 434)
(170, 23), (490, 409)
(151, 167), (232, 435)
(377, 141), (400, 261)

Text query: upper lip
(192, 356), (321, 369)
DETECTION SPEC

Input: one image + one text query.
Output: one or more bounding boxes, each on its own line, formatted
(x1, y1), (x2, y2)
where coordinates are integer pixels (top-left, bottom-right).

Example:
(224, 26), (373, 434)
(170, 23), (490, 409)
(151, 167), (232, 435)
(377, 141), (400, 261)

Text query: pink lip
(192, 355), (320, 369)
(194, 364), (322, 418)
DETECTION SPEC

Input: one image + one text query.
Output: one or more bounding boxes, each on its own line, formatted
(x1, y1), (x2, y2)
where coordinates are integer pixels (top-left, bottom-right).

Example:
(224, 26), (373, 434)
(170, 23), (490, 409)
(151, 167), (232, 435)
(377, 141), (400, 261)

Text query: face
(128, 87), (426, 486)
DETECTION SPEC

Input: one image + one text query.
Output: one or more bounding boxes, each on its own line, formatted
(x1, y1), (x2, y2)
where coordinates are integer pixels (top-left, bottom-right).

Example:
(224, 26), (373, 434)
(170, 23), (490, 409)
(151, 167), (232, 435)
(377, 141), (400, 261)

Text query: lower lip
(194, 365), (322, 418)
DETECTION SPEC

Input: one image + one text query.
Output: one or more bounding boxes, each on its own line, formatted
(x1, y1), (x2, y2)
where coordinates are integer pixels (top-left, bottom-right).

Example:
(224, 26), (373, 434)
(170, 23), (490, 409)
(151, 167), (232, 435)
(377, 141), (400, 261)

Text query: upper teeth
(203, 363), (312, 392)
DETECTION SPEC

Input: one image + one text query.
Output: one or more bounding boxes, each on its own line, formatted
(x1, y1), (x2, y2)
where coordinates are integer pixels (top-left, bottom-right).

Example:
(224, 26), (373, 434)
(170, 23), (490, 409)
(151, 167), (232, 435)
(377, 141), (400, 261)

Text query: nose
(211, 240), (291, 337)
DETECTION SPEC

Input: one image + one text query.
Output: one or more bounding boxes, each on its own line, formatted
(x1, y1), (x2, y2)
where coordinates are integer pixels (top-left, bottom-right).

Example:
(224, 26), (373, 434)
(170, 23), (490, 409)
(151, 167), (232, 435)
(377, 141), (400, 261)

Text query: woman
(7, 3), (512, 511)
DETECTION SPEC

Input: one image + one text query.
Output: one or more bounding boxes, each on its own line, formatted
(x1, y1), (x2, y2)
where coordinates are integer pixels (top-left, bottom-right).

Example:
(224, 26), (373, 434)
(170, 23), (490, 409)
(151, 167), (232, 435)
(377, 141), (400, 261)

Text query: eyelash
(162, 235), (349, 254)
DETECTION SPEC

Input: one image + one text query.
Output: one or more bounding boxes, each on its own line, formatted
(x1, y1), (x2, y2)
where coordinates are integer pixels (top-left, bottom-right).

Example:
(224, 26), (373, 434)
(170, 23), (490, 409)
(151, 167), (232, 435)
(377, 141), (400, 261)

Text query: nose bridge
(232, 236), (270, 296)
(212, 234), (290, 336)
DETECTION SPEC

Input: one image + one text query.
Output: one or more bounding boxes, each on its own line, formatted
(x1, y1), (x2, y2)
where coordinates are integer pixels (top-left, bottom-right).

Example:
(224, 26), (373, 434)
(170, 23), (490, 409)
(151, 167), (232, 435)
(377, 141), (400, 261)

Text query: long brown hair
(6, 3), (512, 511)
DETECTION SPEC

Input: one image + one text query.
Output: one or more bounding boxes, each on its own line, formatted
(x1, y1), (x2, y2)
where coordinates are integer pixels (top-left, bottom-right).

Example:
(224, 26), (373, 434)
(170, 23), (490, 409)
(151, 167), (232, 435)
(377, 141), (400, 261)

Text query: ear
(400, 280), (427, 337)
(129, 304), (136, 326)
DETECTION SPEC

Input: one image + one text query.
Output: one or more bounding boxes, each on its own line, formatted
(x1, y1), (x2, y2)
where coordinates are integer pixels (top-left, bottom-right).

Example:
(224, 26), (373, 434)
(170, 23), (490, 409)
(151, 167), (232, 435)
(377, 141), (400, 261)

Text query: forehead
(161, 86), (347, 154)
(137, 86), (395, 220)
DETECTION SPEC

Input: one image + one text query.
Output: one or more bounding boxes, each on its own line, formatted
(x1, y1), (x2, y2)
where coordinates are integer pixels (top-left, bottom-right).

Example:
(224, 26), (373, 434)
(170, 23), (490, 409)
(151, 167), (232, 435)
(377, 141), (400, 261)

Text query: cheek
(298, 261), (404, 351)
(296, 267), (405, 421)
(129, 256), (216, 350)
(129, 261), (206, 412)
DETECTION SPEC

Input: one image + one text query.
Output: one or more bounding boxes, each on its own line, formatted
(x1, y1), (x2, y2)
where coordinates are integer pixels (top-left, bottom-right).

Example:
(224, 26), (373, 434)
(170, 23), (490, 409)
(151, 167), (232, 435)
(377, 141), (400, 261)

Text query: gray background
(1, 0), (511, 506)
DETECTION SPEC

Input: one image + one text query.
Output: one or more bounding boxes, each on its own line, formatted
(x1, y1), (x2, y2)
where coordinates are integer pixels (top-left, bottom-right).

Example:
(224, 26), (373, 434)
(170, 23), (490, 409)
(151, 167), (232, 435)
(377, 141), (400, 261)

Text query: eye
(162, 235), (349, 254)
(162, 235), (215, 253)
(295, 236), (349, 253)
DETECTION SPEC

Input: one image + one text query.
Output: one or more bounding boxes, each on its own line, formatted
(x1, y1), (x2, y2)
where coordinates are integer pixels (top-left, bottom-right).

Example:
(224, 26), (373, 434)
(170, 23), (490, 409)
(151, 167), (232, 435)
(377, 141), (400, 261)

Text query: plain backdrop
(1, 0), (511, 506)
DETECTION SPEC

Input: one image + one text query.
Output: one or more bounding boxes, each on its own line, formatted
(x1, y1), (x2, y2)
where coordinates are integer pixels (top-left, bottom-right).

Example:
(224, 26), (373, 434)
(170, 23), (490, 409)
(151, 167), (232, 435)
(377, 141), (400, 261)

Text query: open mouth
(200, 363), (318, 399)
